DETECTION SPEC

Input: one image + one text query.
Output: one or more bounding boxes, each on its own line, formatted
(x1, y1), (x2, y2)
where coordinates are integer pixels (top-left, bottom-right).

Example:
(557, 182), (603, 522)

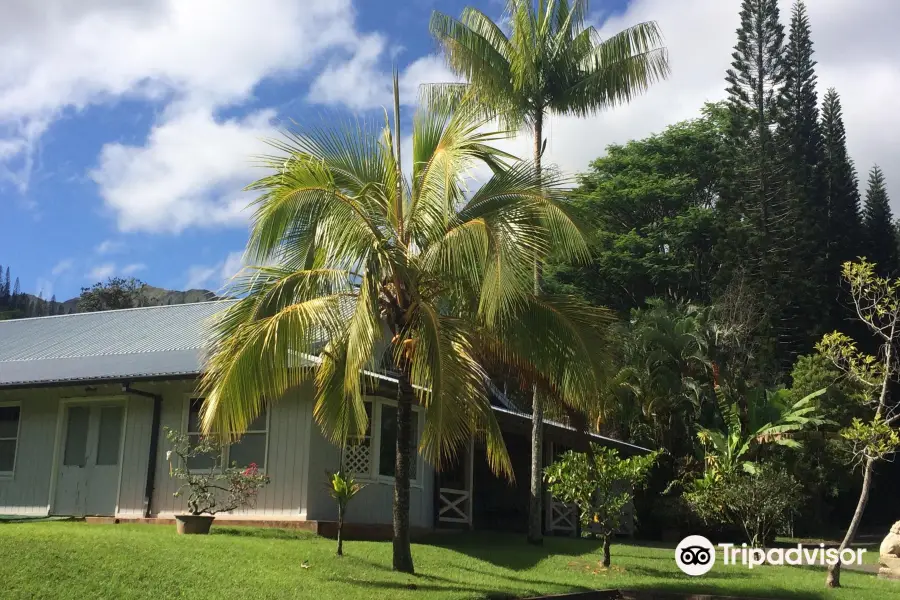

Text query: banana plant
(697, 386), (827, 480)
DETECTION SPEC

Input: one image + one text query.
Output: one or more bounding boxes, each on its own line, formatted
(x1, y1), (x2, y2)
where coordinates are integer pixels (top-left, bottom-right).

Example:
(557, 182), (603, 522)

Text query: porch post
(467, 436), (474, 529)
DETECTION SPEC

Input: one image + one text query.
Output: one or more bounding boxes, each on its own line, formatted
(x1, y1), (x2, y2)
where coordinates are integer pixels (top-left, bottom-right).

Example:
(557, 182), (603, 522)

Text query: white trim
(113, 399), (129, 515)
(0, 401), (22, 480)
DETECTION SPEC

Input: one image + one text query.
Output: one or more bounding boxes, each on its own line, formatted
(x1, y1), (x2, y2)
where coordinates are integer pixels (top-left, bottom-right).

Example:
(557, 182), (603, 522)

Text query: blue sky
(1, 0), (897, 301)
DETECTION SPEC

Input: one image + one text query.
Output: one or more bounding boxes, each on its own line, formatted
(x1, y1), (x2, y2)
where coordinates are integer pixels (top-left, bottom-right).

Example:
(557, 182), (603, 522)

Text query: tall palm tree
(198, 80), (613, 574)
(431, 0), (670, 543)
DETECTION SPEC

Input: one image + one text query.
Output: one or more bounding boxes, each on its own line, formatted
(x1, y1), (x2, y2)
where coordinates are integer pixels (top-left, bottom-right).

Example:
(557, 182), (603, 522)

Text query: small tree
(78, 277), (146, 312)
(545, 445), (657, 567)
(327, 470), (364, 556)
(165, 427), (270, 515)
(816, 259), (900, 588)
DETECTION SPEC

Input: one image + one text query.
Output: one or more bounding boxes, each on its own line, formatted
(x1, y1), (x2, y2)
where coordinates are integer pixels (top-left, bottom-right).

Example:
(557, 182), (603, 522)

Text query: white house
(0, 302), (648, 535)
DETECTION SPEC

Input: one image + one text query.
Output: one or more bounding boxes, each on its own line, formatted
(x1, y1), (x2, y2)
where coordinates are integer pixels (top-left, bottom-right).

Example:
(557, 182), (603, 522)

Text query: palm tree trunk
(826, 456), (874, 588)
(528, 108), (545, 546)
(336, 503), (345, 557)
(393, 373), (416, 574)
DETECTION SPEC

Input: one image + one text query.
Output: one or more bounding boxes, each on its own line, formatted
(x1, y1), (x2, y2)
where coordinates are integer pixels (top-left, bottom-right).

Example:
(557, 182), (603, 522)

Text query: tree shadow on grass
(210, 527), (317, 541)
(424, 531), (606, 571)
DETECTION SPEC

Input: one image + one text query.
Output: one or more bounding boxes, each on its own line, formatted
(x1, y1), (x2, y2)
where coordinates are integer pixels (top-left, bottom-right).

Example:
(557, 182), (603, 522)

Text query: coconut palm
(198, 80), (613, 574)
(430, 0), (670, 543)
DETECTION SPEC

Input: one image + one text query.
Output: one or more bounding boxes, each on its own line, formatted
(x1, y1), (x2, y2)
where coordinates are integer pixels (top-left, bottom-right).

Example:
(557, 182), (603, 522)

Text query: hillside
(59, 285), (218, 313)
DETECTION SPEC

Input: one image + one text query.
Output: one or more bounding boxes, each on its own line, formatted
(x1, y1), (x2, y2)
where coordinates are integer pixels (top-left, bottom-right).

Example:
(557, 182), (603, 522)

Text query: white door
(55, 404), (124, 517)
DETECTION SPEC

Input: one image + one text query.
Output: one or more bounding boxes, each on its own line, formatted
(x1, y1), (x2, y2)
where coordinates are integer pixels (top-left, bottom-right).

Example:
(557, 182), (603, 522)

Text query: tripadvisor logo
(675, 535), (867, 576)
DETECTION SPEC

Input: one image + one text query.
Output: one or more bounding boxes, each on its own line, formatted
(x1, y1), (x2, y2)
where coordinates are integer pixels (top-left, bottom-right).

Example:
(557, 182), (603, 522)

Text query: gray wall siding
(0, 391), (57, 515)
(0, 379), (434, 527)
(151, 381), (313, 519)
(0, 381), (185, 517)
(305, 412), (435, 529)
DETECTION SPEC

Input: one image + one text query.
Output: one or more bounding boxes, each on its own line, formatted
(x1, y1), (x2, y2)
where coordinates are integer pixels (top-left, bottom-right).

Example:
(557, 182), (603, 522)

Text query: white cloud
(95, 239), (124, 255)
(0, 0), (360, 227)
(91, 107), (275, 233)
(184, 250), (245, 290)
(87, 263), (115, 281)
(307, 36), (461, 110)
(121, 263), (146, 275)
(51, 258), (74, 276)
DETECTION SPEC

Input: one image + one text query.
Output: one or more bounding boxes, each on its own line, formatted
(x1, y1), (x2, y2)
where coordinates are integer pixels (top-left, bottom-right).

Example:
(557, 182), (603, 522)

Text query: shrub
(165, 427), (270, 515)
(684, 462), (803, 547)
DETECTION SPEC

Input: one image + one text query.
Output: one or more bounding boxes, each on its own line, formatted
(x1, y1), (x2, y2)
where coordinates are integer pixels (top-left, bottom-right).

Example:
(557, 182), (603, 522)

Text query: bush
(684, 462), (803, 547)
(165, 427), (270, 515)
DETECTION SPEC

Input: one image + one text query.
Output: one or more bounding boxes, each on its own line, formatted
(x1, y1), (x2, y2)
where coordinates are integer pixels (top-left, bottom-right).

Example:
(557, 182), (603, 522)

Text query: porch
(433, 406), (648, 536)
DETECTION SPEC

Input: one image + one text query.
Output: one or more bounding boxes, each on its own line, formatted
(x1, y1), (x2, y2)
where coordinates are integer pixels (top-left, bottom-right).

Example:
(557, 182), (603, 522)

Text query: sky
(1, 0), (898, 301)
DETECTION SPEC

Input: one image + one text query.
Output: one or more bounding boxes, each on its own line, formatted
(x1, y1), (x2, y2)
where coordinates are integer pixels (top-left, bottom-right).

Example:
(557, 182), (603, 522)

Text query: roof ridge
(0, 299), (237, 324)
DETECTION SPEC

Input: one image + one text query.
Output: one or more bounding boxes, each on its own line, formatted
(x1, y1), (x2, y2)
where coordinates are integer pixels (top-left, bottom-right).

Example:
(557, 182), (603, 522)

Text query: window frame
(345, 396), (424, 488)
(182, 397), (270, 473)
(0, 402), (21, 479)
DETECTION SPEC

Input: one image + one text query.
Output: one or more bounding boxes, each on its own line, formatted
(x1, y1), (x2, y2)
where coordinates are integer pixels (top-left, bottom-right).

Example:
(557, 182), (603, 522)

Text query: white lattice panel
(343, 443), (371, 476)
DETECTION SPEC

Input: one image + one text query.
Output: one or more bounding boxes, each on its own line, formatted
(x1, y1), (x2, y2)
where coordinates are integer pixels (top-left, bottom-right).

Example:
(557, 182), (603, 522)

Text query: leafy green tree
(861, 166), (898, 276)
(782, 354), (864, 534)
(820, 89), (863, 295)
(198, 86), (612, 573)
(430, 0), (669, 544)
(77, 277), (146, 312)
(544, 445), (657, 566)
(547, 108), (725, 311)
(816, 260), (900, 587)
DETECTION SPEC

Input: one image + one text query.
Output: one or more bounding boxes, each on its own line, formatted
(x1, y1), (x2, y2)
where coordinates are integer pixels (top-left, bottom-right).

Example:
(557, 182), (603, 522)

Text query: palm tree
(430, 0), (670, 543)
(198, 80), (613, 574)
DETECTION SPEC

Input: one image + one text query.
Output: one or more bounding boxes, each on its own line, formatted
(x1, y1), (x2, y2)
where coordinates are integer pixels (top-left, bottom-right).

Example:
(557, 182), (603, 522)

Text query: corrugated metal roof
(0, 301), (236, 387)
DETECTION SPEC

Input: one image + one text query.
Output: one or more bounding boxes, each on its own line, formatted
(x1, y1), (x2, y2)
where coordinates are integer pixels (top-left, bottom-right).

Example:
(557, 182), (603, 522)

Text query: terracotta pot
(175, 515), (215, 535)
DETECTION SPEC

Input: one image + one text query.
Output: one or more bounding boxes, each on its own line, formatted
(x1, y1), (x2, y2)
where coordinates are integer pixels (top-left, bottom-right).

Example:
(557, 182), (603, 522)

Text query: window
(342, 398), (421, 483)
(186, 398), (268, 470)
(377, 404), (419, 480)
(63, 406), (89, 468)
(0, 405), (20, 475)
(95, 406), (124, 466)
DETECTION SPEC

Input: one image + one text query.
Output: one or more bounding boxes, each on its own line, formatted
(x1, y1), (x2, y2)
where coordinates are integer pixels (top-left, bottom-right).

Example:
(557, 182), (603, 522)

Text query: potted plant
(165, 427), (270, 534)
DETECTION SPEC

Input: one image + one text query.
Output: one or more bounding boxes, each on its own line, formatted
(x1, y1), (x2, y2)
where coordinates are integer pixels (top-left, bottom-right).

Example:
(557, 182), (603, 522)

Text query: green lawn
(0, 522), (892, 599)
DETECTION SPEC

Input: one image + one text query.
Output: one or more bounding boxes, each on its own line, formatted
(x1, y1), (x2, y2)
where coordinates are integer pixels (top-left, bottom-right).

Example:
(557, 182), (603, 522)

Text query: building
(0, 302), (647, 534)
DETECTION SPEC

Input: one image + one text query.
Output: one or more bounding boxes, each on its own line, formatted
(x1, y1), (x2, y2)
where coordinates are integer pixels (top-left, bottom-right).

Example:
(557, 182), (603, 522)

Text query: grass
(0, 522), (893, 599)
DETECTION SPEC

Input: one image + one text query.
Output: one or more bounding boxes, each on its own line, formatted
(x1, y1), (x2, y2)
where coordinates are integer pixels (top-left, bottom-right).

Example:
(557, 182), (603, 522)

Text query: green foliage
(164, 427), (270, 516)
(198, 85), (618, 571)
(841, 418), (900, 464)
(695, 386), (826, 480)
(544, 445), (658, 543)
(684, 463), (804, 547)
(77, 277), (146, 312)
(862, 166), (898, 276)
(546, 108), (725, 310)
(429, 1), (669, 132)
(327, 470), (365, 556)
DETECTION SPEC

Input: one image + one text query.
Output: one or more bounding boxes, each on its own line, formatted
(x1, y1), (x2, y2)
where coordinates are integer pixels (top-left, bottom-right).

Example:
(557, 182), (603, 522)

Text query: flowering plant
(165, 427), (270, 515)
